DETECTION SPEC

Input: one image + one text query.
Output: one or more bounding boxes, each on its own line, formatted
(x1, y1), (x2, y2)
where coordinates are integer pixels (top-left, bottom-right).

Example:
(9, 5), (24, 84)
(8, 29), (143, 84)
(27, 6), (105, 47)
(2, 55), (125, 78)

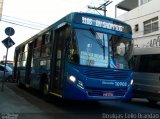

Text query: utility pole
(1, 27), (15, 92)
(88, 0), (112, 16)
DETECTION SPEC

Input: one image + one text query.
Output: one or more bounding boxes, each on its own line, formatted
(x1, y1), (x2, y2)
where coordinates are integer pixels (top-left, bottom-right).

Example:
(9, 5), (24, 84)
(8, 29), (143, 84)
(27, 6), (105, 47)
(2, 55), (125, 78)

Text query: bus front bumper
(63, 83), (132, 101)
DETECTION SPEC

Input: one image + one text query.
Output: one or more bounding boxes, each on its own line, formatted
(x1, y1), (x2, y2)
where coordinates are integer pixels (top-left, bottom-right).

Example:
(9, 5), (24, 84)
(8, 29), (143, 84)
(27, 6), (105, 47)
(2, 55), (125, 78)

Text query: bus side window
(39, 60), (50, 73)
(67, 30), (79, 64)
(64, 26), (71, 53)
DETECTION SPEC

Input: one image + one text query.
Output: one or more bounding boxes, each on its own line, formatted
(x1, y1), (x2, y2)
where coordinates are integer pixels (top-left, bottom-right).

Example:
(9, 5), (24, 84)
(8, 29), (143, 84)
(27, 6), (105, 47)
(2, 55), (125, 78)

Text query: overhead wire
(1, 18), (46, 29)
(1, 15), (48, 30)
(1, 19), (42, 30)
(3, 15), (48, 27)
(84, 0), (104, 15)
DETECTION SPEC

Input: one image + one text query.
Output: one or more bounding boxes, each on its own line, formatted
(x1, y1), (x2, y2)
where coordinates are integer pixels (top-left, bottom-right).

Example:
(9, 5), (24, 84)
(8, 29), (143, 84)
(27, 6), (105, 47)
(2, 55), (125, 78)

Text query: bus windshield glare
(68, 29), (131, 70)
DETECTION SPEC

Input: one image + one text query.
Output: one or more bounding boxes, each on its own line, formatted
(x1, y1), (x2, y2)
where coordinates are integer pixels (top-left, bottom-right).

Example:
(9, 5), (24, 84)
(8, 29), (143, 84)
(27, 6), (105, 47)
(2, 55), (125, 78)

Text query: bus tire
(42, 81), (51, 102)
(43, 83), (49, 96)
(148, 99), (157, 104)
(121, 99), (132, 103)
(7, 76), (13, 83)
(17, 79), (23, 88)
(17, 71), (23, 88)
(40, 74), (50, 100)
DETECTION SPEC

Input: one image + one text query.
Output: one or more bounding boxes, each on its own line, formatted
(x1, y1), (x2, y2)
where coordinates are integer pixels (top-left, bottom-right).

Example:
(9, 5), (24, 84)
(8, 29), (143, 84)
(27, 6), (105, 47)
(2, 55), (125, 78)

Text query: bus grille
(82, 69), (130, 80)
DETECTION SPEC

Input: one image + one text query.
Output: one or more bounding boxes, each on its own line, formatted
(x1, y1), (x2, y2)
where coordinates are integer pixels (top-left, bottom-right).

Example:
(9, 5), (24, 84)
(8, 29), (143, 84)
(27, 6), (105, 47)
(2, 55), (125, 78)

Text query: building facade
(0, 0), (4, 20)
(116, 0), (160, 49)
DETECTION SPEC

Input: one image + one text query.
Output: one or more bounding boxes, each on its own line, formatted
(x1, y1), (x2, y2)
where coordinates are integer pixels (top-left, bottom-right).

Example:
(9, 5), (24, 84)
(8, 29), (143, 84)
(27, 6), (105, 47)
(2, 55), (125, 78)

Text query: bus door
(25, 42), (33, 86)
(51, 27), (66, 95)
(13, 49), (19, 80)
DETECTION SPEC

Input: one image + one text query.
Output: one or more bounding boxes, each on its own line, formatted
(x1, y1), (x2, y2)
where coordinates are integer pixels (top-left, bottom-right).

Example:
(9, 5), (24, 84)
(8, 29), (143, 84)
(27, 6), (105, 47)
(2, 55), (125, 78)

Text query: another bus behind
(132, 38), (160, 104)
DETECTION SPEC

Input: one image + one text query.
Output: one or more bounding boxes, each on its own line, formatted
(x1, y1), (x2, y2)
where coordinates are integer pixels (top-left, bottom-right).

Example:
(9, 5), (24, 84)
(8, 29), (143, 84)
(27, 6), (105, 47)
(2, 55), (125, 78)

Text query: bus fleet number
(115, 82), (127, 87)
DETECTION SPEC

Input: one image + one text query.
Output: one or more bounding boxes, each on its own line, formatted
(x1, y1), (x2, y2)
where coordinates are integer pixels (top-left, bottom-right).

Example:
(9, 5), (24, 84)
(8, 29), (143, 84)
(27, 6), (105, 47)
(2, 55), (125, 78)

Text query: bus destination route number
(82, 17), (124, 32)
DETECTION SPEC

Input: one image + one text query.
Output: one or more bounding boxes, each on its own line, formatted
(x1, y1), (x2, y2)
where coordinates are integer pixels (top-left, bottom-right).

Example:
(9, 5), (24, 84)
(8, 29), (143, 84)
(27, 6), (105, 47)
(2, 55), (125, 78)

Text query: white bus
(132, 36), (160, 104)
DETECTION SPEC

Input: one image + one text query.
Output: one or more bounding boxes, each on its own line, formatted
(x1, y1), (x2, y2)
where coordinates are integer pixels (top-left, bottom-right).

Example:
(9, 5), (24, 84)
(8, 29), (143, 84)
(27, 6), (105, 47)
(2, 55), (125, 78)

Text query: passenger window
(36, 36), (42, 48)
(136, 54), (160, 73)
(42, 32), (51, 45)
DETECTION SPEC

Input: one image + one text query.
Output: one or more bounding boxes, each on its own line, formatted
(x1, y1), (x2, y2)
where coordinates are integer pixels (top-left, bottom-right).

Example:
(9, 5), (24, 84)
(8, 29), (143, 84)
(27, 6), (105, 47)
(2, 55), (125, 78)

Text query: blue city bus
(13, 12), (133, 101)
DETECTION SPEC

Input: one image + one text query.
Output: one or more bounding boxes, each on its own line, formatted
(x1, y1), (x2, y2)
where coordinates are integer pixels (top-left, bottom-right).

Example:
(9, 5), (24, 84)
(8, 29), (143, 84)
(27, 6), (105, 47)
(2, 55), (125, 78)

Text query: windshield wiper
(89, 28), (106, 59)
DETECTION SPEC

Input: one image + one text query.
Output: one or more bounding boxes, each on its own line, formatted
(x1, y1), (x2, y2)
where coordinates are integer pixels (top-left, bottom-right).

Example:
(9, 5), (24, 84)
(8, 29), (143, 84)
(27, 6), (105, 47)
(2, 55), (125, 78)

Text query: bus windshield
(109, 35), (131, 69)
(68, 29), (131, 69)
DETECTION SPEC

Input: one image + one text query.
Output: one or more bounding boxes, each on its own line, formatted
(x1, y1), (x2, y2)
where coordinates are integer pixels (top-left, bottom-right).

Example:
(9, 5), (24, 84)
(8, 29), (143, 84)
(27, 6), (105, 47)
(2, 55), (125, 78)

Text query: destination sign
(82, 17), (124, 32)
(73, 13), (131, 34)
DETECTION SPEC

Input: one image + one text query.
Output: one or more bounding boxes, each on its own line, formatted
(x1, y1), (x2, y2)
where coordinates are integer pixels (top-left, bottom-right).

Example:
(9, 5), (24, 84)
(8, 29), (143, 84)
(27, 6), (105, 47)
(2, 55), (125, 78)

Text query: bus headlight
(69, 75), (76, 83)
(130, 79), (133, 85)
(68, 75), (84, 89)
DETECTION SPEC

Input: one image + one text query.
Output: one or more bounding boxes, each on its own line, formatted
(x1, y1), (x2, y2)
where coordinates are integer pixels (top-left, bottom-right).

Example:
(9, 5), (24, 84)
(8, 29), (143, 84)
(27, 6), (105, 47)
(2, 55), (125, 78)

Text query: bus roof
(46, 12), (132, 34)
(15, 12), (132, 49)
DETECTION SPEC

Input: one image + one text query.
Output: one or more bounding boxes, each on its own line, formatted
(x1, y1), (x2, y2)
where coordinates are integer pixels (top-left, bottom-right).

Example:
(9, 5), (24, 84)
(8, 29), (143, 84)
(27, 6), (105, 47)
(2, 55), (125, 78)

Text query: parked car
(0, 64), (13, 82)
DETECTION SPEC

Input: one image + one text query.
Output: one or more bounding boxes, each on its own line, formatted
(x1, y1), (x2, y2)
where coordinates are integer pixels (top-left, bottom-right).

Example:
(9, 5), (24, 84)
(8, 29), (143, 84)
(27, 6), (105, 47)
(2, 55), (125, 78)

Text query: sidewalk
(0, 83), (52, 119)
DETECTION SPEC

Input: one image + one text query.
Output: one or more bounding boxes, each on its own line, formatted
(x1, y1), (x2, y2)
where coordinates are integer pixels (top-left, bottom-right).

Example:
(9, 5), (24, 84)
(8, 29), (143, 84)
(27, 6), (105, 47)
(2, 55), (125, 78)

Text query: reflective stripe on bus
(49, 92), (63, 98)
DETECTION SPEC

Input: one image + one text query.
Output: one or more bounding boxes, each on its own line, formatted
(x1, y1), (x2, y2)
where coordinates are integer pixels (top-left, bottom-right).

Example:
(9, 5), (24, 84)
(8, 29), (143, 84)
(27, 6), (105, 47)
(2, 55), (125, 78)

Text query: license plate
(103, 92), (114, 96)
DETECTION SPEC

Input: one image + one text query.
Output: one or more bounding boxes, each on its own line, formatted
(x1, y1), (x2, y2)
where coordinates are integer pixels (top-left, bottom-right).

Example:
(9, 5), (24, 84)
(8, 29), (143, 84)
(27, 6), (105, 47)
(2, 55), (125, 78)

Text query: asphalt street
(0, 83), (160, 119)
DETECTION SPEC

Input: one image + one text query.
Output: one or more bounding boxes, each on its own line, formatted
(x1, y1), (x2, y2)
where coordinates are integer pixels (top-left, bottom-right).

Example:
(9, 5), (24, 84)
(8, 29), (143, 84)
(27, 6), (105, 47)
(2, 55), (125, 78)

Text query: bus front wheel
(43, 83), (49, 95)
(148, 99), (157, 104)
(40, 74), (50, 99)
